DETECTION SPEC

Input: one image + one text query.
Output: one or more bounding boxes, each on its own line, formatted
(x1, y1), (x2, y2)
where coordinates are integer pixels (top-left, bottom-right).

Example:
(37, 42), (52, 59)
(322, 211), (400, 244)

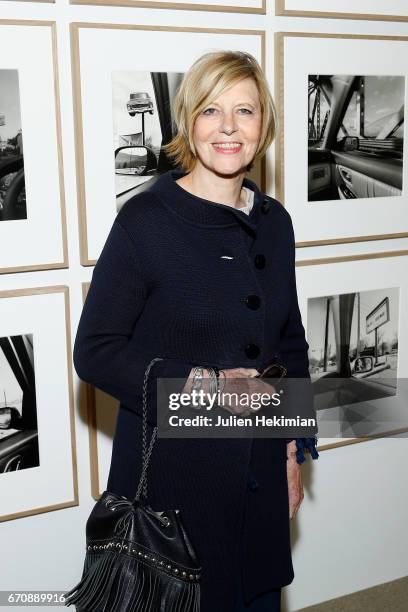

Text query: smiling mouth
(212, 142), (243, 153)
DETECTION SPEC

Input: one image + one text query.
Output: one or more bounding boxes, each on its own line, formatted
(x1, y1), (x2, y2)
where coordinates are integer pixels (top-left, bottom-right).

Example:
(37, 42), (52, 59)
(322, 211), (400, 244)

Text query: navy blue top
(73, 168), (318, 609)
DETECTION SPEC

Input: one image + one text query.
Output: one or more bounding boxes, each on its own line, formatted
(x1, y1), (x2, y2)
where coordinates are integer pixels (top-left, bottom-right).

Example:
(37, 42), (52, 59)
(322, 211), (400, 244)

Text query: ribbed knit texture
(73, 168), (317, 610)
(214, 182), (318, 463)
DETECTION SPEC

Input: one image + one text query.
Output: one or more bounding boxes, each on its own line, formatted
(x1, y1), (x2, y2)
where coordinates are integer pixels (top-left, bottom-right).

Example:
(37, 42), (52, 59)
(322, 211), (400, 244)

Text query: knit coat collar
(148, 168), (267, 233)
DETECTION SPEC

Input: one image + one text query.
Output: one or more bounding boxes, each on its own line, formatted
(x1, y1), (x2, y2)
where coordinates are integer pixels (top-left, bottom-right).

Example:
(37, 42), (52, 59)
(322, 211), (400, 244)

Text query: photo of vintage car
(112, 71), (184, 211)
(126, 91), (154, 116)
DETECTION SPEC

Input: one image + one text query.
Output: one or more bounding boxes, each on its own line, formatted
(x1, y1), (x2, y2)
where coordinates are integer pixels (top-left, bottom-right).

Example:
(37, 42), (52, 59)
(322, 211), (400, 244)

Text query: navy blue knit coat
(73, 168), (317, 611)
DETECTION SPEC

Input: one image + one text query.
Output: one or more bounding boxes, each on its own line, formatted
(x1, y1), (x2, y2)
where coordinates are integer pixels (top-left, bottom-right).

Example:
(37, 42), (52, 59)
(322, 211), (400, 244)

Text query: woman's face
(192, 77), (262, 176)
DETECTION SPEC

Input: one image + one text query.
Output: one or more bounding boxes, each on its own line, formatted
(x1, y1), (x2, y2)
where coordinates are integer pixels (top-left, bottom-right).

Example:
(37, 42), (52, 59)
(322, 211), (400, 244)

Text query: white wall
(0, 1), (407, 610)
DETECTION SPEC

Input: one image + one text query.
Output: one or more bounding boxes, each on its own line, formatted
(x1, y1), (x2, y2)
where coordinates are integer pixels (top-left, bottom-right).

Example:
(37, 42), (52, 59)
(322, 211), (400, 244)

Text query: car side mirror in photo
(0, 406), (22, 430)
(115, 145), (157, 176)
(342, 136), (359, 152)
(352, 356), (374, 374)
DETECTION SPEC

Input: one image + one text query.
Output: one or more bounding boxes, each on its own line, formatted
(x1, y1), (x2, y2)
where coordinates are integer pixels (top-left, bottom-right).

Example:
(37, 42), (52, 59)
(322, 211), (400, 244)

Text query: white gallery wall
(0, 1), (407, 611)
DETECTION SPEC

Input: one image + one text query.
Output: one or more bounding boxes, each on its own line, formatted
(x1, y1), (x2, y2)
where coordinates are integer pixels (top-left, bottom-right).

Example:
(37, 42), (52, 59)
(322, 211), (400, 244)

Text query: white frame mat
(0, 286), (78, 522)
(71, 0), (265, 13)
(71, 23), (264, 265)
(276, 0), (408, 22)
(296, 255), (408, 452)
(0, 21), (67, 274)
(275, 32), (408, 249)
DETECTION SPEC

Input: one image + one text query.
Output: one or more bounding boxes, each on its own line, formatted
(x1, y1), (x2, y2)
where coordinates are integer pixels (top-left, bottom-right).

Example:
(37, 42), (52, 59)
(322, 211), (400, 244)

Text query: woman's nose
(219, 111), (237, 135)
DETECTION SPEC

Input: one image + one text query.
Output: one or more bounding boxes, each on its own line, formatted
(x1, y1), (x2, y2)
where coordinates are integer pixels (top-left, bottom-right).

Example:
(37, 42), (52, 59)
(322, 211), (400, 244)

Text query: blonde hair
(162, 50), (278, 173)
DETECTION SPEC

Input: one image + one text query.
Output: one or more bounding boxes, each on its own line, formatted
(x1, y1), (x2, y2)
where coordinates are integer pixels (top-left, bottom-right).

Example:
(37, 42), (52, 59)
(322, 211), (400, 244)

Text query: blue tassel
(304, 436), (319, 460)
(286, 437), (319, 464)
(295, 439), (306, 464)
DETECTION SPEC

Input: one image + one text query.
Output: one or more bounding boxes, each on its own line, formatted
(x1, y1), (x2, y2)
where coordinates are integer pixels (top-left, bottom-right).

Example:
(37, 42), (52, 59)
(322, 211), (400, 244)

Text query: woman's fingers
(216, 367), (270, 416)
(287, 459), (304, 519)
(291, 487), (304, 519)
(221, 367), (260, 377)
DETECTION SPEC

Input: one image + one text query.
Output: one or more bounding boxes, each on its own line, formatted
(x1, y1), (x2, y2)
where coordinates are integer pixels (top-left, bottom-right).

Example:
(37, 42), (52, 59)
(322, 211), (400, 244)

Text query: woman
(73, 51), (318, 611)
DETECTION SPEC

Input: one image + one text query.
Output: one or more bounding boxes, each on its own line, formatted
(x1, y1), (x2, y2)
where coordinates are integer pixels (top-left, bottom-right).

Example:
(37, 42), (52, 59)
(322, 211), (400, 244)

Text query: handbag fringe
(64, 550), (200, 611)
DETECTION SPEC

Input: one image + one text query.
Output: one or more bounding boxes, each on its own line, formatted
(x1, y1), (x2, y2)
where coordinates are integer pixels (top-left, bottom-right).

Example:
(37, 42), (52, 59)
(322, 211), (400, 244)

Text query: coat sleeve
(278, 212), (319, 464)
(73, 218), (195, 426)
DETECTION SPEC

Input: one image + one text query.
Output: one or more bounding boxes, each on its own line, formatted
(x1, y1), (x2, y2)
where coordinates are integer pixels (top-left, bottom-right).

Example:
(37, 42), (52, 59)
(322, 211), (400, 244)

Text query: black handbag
(64, 357), (201, 611)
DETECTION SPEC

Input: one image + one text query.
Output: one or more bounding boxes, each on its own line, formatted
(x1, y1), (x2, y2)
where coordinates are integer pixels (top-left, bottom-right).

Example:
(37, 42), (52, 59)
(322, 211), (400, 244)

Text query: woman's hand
(286, 440), (304, 519)
(183, 367), (277, 417)
(217, 368), (277, 417)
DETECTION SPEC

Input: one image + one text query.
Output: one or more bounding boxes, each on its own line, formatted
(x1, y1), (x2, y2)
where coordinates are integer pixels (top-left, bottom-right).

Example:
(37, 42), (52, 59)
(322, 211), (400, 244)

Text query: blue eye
(202, 107), (253, 116)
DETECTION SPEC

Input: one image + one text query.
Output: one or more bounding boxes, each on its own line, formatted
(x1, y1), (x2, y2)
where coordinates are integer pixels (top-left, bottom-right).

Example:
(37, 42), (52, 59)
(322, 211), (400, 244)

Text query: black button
(244, 295), (261, 310)
(261, 199), (270, 214)
(245, 343), (260, 359)
(254, 254), (266, 269)
(247, 475), (259, 491)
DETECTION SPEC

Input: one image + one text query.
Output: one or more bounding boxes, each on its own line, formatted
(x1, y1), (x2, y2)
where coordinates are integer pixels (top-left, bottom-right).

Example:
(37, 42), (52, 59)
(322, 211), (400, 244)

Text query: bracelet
(209, 366), (227, 395)
(190, 366), (218, 407)
(218, 369), (227, 393)
(191, 366), (204, 392)
(211, 366), (220, 396)
(190, 366), (205, 408)
(191, 366), (227, 406)
(207, 367), (218, 398)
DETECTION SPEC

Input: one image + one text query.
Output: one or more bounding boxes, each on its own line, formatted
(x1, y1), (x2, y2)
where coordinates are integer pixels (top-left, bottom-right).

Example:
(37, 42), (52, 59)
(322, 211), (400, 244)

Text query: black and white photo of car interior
(308, 75), (404, 202)
(0, 69), (26, 222)
(111, 70), (184, 212)
(0, 334), (39, 473)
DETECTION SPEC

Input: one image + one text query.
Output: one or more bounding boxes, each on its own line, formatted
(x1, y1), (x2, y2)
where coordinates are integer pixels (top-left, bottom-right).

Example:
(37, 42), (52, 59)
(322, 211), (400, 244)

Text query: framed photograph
(81, 283), (118, 500)
(71, 23), (265, 265)
(0, 21), (67, 274)
(295, 254), (408, 451)
(276, 0), (408, 22)
(0, 286), (78, 522)
(70, 0), (265, 14)
(275, 32), (408, 250)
